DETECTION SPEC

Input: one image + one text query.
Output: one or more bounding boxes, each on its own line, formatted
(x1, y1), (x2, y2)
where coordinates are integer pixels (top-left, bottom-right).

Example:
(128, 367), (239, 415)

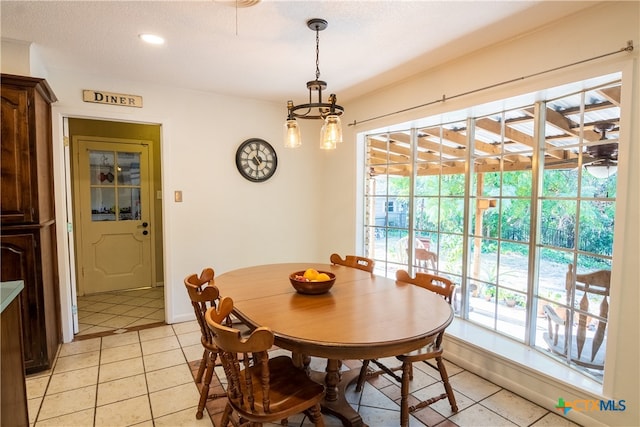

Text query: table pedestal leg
(314, 359), (368, 427)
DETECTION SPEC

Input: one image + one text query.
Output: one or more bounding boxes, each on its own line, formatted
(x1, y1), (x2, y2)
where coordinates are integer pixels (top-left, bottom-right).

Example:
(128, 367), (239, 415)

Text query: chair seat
(232, 356), (325, 420)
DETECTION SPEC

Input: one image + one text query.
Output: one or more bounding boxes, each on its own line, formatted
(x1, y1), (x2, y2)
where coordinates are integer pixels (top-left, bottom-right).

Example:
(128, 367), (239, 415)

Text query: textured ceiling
(1, 1), (598, 104)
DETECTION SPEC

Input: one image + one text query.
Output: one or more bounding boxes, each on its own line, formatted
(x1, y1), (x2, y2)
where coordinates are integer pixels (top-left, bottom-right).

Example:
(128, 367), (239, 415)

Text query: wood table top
(214, 263), (454, 360)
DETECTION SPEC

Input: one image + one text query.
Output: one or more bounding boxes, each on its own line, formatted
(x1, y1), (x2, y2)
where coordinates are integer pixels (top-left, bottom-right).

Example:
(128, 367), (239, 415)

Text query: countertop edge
(1, 280), (25, 313)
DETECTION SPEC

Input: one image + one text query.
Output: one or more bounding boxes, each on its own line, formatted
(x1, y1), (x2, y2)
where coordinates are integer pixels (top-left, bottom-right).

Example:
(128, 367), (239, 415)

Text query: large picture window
(362, 73), (620, 382)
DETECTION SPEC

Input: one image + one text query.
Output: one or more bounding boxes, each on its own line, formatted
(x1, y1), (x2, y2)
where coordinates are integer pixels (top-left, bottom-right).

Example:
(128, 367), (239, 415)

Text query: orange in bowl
(289, 270), (336, 294)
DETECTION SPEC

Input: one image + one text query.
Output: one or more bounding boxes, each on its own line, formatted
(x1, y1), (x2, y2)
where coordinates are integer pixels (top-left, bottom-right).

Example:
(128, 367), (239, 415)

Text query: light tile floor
(26, 321), (582, 427)
(76, 287), (165, 336)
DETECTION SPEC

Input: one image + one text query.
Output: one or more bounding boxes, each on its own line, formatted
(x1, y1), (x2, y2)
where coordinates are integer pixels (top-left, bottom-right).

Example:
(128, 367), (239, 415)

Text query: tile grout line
(93, 336), (102, 427)
(138, 331), (156, 426)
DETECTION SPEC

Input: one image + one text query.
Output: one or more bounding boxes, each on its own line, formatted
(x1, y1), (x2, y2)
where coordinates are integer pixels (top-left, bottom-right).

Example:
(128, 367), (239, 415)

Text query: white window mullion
(527, 101), (546, 346)
(460, 117), (475, 318)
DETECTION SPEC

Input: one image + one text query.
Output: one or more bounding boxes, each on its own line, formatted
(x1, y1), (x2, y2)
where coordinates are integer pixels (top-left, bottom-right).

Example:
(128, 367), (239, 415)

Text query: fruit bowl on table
(289, 270), (336, 295)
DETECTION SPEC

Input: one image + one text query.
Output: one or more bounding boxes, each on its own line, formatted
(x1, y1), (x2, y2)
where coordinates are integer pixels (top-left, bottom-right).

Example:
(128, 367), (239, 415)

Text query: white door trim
(51, 108), (170, 343)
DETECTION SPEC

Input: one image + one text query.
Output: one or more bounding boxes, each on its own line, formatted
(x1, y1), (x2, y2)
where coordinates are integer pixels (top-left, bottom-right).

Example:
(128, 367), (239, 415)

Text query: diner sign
(83, 90), (143, 108)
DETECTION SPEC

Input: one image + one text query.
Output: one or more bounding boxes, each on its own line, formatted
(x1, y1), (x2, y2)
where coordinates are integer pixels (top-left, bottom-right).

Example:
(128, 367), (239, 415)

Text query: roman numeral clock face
(235, 138), (278, 182)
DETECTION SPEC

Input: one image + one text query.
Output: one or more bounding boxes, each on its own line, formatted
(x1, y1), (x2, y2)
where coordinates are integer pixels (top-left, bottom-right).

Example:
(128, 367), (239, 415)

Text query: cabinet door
(1, 295), (29, 427)
(0, 232), (45, 371)
(1, 85), (35, 224)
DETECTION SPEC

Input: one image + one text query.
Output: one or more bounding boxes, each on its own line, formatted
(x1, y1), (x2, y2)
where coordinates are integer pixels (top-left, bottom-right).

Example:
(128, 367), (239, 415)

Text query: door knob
(142, 222), (148, 228)
(143, 230), (149, 235)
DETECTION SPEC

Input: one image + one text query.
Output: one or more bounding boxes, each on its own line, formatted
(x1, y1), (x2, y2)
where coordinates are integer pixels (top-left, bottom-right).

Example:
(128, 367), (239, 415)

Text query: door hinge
(67, 222), (73, 233)
(63, 136), (70, 147)
(72, 305), (78, 315)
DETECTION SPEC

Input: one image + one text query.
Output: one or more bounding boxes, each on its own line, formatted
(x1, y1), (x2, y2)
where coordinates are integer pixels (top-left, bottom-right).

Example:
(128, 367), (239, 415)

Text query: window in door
(89, 150), (142, 222)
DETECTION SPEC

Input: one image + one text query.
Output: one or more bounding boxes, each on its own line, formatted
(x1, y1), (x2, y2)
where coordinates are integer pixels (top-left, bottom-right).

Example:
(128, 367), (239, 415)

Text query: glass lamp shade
(319, 114), (342, 150)
(284, 119), (302, 148)
(585, 163), (617, 179)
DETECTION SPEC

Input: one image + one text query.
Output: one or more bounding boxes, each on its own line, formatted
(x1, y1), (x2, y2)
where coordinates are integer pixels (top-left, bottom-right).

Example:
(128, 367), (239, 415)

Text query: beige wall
(0, 38), (31, 75)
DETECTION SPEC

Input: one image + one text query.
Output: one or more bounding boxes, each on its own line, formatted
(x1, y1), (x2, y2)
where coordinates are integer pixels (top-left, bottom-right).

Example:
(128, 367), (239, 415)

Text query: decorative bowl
(289, 271), (336, 295)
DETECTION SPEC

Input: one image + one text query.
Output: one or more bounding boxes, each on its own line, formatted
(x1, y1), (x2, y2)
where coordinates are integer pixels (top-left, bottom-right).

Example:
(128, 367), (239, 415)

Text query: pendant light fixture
(284, 18), (344, 150)
(584, 122), (618, 179)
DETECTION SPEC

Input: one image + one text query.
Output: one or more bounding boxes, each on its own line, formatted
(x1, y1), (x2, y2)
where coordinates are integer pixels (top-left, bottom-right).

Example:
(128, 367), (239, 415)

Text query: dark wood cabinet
(1, 74), (60, 374)
(1, 282), (29, 427)
(1, 228), (59, 372)
(1, 75), (56, 225)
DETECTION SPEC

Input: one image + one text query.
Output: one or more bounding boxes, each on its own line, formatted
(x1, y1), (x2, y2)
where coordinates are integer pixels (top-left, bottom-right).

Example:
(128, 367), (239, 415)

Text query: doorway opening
(67, 118), (164, 337)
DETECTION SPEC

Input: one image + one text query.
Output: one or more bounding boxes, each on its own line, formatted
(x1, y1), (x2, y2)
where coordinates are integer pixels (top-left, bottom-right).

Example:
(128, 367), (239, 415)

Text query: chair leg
(195, 348), (208, 383)
(436, 357), (458, 412)
(399, 361), (412, 427)
(355, 359), (370, 392)
(196, 359), (212, 419)
(308, 403), (325, 427)
(220, 403), (233, 426)
(197, 351), (219, 419)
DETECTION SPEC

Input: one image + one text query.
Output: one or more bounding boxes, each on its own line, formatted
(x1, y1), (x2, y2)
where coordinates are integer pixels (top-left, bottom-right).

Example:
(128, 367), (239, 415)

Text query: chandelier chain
(315, 28), (321, 81)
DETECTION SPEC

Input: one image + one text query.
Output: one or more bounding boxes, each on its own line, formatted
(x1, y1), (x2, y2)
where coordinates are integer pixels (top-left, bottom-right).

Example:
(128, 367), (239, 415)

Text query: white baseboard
(170, 313), (195, 324)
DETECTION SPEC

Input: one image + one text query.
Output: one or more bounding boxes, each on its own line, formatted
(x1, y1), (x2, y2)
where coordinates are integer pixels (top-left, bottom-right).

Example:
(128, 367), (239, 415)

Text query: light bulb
(284, 119), (302, 148)
(320, 115), (342, 150)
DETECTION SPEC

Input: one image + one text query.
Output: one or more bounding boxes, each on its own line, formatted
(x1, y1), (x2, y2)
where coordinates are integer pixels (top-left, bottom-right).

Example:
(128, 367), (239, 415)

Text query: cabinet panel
(1, 85), (33, 224)
(1, 231), (49, 372)
(1, 291), (29, 427)
(1, 74), (57, 225)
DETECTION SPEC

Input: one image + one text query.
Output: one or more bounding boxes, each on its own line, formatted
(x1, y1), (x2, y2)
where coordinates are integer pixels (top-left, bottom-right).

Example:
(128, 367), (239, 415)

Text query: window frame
(359, 73), (623, 383)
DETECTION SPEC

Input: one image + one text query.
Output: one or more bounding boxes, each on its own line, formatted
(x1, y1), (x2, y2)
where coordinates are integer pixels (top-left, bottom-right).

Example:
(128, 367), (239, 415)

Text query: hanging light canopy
(284, 18), (344, 150)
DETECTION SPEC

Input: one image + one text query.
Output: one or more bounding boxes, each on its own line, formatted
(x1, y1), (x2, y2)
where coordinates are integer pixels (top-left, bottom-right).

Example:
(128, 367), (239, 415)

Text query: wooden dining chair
(205, 297), (326, 427)
(184, 268), (228, 419)
(356, 269), (458, 426)
(330, 253), (375, 273)
(542, 264), (611, 369)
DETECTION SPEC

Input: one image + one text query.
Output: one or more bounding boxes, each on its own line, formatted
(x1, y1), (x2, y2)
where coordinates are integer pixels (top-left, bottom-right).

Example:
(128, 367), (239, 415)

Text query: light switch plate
(174, 191), (183, 202)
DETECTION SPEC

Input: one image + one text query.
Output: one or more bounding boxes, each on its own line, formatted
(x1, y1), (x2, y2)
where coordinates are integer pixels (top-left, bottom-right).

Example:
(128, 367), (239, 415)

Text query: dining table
(214, 262), (454, 427)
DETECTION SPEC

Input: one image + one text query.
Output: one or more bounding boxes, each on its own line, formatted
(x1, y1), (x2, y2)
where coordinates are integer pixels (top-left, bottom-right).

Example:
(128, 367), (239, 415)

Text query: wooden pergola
(366, 84), (620, 177)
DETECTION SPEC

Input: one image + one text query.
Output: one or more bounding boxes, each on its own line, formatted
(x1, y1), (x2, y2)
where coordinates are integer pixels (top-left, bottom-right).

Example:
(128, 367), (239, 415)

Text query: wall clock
(235, 138), (278, 182)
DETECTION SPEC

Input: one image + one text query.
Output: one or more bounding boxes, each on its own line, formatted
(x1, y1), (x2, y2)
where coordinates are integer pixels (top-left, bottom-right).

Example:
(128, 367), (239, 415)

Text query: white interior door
(73, 137), (153, 295)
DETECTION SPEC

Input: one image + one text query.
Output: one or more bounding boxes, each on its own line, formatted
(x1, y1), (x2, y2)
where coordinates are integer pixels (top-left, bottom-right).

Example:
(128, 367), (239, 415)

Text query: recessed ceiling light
(139, 33), (165, 45)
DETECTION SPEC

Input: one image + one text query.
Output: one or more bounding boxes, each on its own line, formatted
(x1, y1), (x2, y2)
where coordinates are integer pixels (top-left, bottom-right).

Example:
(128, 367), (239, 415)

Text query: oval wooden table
(214, 263), (454, 427)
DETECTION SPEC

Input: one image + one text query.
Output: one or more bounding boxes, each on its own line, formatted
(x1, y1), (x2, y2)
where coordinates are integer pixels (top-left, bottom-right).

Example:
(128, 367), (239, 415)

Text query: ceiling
(1, 1), (599, 105)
